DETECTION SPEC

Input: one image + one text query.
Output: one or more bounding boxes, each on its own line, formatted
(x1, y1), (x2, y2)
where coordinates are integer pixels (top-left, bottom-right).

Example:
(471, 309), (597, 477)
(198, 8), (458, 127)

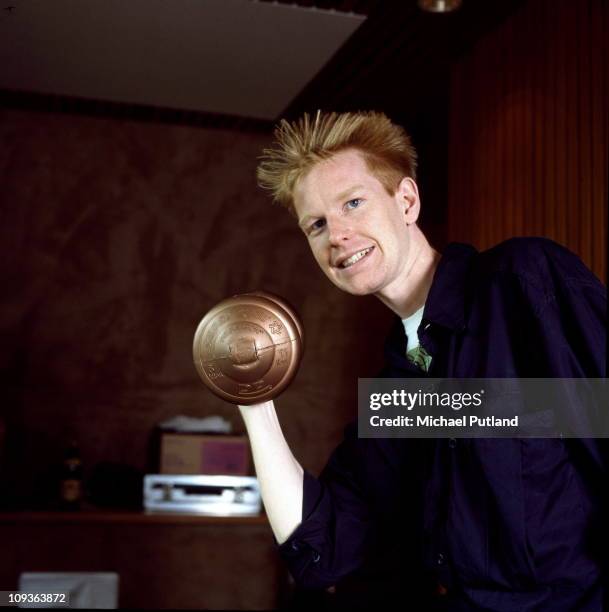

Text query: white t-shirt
(401, 305), (425, 353)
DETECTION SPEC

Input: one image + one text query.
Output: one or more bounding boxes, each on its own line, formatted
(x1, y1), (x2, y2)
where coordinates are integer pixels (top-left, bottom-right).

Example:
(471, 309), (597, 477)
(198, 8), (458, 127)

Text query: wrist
(238, 399), (276, 423)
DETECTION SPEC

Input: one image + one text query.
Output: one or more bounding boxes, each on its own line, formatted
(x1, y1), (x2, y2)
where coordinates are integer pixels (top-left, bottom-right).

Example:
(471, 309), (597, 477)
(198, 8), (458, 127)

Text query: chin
(344, 285), (375, 296)
(326, 269), (383, 296)
(335, 279), (382, 296)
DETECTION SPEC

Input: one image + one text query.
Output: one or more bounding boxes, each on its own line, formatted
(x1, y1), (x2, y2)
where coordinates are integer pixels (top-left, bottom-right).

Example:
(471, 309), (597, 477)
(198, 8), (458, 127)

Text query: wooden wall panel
(448, 0), (607, 282)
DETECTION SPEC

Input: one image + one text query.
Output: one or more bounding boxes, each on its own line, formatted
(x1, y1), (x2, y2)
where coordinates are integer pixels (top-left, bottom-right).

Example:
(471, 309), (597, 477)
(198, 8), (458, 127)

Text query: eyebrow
(334, 185), (365, 203)
(297, 185), (366, 230)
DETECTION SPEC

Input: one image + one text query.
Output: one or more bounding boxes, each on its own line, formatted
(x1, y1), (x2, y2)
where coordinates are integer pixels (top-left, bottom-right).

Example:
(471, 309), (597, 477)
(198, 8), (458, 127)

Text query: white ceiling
(0, 0), (366, 120)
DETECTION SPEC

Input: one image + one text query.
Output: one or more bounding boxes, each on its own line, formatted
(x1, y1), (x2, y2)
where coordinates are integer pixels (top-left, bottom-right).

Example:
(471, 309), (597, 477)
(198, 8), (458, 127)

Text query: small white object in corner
(18, 572), (119, 609)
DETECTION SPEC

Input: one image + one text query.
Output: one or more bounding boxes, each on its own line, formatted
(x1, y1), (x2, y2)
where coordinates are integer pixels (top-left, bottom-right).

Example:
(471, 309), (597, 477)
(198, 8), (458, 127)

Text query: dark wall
(0, 108), (393, 508)
(448, 0), (607, 282)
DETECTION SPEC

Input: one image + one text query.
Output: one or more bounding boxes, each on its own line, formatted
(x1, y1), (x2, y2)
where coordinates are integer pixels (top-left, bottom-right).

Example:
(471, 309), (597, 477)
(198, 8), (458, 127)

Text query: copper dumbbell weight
(193, 291), (304, 405)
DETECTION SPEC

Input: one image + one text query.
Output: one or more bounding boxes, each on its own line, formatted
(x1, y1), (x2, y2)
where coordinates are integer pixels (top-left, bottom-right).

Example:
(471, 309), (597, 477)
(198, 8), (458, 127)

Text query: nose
(327, 217), (351, 246)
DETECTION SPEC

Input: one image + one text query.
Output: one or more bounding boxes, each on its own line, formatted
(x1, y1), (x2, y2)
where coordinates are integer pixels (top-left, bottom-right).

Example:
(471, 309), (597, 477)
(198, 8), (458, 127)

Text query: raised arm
(238, 399), (304, 544)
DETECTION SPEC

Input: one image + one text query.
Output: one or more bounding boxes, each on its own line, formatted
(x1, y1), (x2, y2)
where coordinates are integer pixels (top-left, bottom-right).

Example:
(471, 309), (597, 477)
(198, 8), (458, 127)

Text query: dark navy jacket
(279, 238), (607, 611)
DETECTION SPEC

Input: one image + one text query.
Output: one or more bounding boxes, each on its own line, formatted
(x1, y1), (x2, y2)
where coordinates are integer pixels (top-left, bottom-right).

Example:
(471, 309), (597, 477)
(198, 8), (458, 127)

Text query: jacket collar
(383, 242), (477, 366)
(422, 242), (478, 332)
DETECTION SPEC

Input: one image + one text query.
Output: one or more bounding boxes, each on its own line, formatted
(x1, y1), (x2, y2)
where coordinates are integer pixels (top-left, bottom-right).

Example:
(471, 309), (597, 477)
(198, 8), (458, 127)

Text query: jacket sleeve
(502, 239), (607, 494)
(276, 422), (428, 593)
(531, 239), (606, 378)
(529, 240), (609, 591)
(507, 239), (606, 449)
(276, 422), (374, 590)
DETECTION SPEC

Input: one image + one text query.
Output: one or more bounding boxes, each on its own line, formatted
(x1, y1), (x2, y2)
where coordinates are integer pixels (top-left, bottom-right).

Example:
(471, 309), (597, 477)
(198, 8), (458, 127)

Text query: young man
(239, 111), (607, 610)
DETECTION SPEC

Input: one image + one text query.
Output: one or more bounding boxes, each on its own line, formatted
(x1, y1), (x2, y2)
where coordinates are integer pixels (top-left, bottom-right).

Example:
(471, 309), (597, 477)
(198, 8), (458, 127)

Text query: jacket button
(448, 438), (457, 449)
(291, 541), (300, 552)
(436, 552), (445, 565)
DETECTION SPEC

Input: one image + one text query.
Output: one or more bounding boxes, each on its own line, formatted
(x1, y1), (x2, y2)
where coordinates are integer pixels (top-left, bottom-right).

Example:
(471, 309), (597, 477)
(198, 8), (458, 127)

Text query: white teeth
(342, 248), (372, 268)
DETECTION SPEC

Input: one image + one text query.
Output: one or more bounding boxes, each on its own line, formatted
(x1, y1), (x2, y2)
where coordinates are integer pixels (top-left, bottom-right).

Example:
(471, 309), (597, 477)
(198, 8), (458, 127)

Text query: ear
(394, 177), (420, 225)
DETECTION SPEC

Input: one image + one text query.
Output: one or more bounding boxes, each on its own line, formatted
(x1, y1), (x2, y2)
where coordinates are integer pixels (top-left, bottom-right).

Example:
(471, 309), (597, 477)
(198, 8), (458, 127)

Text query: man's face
(293, 149), (419, 298)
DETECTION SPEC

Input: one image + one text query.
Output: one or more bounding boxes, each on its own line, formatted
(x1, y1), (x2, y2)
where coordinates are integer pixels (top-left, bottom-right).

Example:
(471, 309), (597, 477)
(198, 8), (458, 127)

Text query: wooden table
(0, 510), (286, 609)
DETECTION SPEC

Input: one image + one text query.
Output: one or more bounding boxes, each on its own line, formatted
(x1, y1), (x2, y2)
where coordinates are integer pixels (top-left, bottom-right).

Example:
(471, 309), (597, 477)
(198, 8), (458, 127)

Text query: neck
(375, 226), (440, 318)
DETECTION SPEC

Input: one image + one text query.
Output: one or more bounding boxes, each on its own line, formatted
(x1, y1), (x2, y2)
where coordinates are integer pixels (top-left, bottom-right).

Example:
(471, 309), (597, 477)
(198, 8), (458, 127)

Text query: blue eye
(346, 198), (363, 210)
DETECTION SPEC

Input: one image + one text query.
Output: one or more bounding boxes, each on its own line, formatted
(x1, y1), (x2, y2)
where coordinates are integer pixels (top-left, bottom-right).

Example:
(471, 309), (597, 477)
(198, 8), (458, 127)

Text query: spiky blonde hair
(256, 110), (417, 214)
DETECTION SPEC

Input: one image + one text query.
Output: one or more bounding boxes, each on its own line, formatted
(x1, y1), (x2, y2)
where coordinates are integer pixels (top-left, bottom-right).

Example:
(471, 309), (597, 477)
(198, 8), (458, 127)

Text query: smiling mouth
(340, 247), (374, 268)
